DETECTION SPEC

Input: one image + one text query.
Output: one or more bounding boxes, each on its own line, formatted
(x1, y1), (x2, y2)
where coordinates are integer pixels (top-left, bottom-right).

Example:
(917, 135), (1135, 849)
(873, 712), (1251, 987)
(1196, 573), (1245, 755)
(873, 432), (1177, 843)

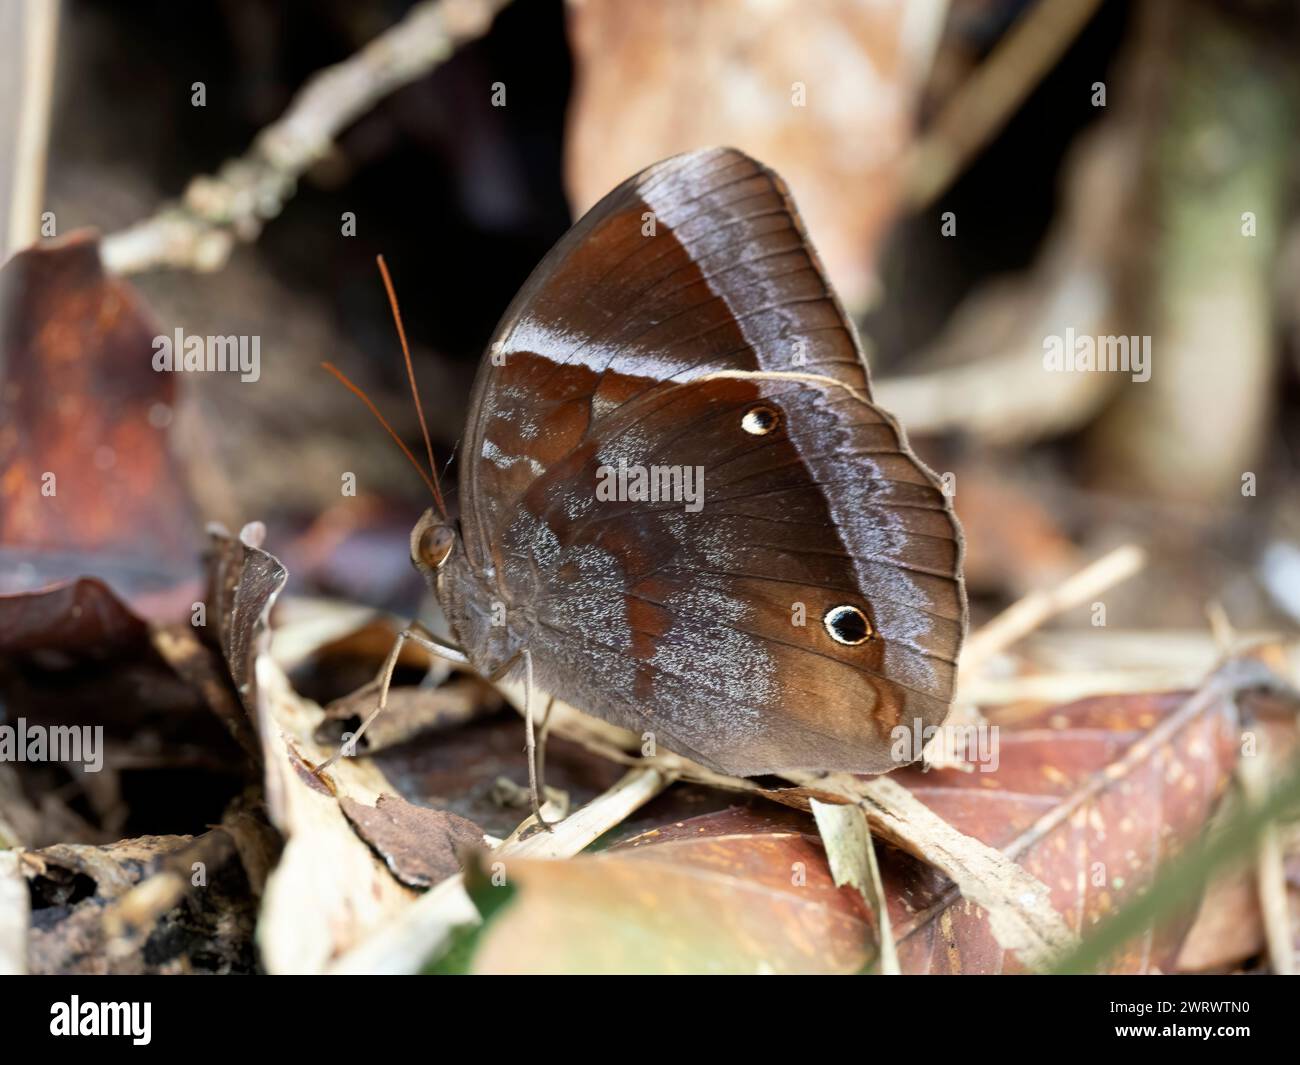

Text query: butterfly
(323, 147), (966, 824)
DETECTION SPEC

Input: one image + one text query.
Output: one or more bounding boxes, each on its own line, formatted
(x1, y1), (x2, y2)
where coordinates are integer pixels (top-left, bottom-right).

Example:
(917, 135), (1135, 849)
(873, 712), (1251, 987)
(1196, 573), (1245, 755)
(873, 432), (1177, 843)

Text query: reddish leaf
(340, 794), (483, 888)
(887, 681), (1246, 972)
(0, 232), (199, 614)
(0, 577), (148, 659)
(470, 805), (873, 974)
(458, 670), (1261, 974)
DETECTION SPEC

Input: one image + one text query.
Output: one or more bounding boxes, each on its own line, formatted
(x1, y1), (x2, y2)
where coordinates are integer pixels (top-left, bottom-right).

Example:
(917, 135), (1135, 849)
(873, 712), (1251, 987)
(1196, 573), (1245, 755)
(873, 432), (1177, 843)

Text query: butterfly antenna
(321, 361), (441, 502)
(376, 255), (447, 520)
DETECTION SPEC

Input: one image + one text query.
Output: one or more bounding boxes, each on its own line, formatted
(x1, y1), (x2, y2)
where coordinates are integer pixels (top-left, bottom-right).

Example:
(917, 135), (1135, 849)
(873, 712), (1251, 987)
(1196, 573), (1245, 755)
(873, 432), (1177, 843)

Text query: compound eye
(417, 524), (455, 568)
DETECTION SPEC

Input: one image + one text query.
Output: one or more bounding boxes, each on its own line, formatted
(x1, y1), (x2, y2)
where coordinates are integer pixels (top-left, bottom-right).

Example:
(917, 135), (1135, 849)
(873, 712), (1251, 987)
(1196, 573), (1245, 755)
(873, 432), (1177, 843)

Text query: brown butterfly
(323, 147), (966, 825)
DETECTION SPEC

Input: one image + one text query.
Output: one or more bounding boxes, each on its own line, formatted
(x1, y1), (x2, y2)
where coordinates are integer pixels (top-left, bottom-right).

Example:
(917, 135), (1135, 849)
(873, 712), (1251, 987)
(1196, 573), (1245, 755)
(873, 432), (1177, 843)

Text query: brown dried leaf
(0, 232), (199, 615)
(469, 805), (873, 975)
(151, 621), (262, 764)
(340, 794), (484, 888)
(203, 521), (288, 718)
(194, 524), (417, 972)
(467, 664), (1266, 974)
(255, 660), (421, 973)
(885, 673), (1251, 973)
(0, 571), (255, 846)
(0, 576), (149, 660)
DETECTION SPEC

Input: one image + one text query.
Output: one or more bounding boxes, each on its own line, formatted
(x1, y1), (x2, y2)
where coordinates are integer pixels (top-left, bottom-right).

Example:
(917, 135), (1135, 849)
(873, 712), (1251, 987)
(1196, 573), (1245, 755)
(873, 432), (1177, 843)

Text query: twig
(1205, 600), (1237, 654)
(499, 766), (669, 859)
(1237, 733), (1296, 974)
(1, 0), (59, 260)
(789, 771), (1077, 971)
(960, 667), (1202, 707)
(1013, 627), (1300, 676)
(99, 0), (513, 274)
(810, 799), (900, 974)
(905, 0), (1105, 208)
(882, 103), (1138, 445)
(959, 544), (1147, 682)
(997, 660), (1279, 866)
(873, 310), (1115, 442)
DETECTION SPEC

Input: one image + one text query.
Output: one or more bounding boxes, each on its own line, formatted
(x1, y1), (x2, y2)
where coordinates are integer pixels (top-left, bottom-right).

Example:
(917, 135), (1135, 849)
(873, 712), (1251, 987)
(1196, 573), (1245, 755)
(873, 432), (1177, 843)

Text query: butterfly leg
(536, 693), (555, 798)
(314, 623), (469, 773)
(522, 648), (555, 832)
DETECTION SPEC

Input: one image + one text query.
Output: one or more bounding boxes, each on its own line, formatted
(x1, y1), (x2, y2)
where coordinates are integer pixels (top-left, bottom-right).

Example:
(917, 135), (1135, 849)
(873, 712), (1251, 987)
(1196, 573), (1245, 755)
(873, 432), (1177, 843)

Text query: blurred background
(3, 0), (1298, 634)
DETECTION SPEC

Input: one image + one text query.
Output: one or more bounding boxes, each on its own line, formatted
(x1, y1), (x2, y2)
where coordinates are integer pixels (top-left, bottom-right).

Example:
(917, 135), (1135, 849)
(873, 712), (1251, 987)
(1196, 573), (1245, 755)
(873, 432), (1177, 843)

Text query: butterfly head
(410, 507), (457, 579)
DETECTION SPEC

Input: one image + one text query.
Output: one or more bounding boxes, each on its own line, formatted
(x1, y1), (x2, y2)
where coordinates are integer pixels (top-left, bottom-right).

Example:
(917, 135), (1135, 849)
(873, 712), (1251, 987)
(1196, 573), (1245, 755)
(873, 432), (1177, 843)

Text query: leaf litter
(2, 235), (1298, 977)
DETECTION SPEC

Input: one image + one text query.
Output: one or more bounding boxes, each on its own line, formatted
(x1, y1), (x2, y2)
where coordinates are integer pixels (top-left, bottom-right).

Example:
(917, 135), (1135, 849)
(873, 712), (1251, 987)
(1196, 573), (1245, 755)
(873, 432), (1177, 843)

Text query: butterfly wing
(452, 147), (965, 776)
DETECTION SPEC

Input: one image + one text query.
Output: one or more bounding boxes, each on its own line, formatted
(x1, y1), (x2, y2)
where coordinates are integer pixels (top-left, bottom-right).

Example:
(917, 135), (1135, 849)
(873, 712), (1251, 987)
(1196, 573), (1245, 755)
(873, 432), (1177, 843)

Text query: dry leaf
(340, 794), (484, 888)
(468, 804), (872, 975)
(480, 660), (1271, 973)
(883, 672), (1252, 973)
(0, 232), (199, 615)
(197, 525), (417, 973)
